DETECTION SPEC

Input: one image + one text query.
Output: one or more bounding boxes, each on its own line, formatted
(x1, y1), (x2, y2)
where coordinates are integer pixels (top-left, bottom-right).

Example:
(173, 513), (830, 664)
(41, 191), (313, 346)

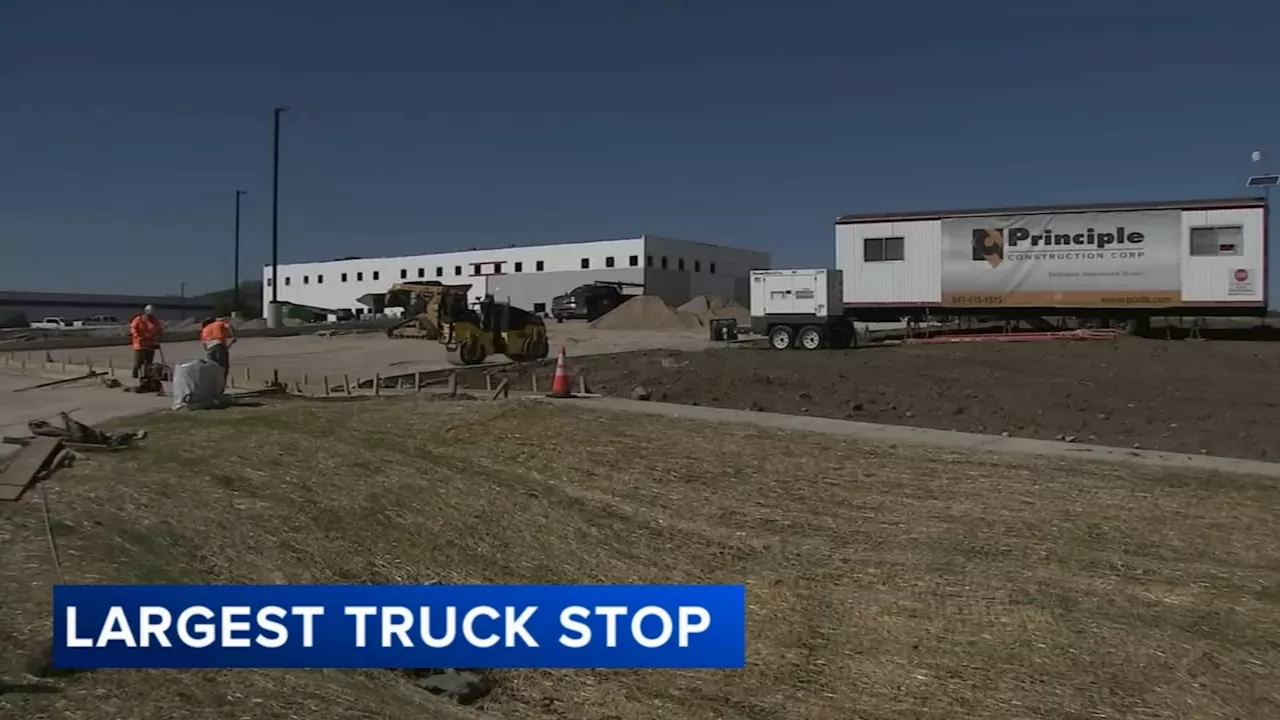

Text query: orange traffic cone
(548, 346), (572, 398)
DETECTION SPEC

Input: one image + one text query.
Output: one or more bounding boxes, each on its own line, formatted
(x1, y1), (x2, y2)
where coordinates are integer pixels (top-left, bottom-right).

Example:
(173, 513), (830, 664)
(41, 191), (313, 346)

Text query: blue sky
(2, 1), (1277, 299)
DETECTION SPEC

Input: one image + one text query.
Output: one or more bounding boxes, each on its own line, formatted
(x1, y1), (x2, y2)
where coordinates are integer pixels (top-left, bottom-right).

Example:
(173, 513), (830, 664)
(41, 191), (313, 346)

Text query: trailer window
(864, 236), (905, 262)
(605, 256), (615, 268)
(1190, 226), (1243, 256)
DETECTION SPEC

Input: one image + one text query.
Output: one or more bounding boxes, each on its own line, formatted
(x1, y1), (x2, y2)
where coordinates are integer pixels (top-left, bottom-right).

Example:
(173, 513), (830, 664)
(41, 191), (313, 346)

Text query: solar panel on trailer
(1246, 174), (1280, 187)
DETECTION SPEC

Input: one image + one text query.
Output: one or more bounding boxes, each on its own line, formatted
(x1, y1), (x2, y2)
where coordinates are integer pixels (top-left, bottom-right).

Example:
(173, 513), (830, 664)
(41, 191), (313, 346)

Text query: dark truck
(551, 281), (645, 322)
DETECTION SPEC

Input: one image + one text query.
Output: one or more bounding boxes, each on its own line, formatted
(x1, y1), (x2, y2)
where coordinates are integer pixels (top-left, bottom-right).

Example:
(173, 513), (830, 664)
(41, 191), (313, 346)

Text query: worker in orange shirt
(200, 315), (236, 382)
(128, 305), (164, 379)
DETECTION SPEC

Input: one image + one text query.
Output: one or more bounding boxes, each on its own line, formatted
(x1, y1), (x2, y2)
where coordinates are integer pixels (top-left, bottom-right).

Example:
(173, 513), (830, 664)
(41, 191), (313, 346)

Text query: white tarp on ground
(170, 358), (228, 411)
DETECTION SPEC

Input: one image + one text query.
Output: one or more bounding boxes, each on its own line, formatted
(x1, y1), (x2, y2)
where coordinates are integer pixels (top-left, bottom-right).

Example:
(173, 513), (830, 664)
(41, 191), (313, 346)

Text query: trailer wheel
(829, 321), (855, 350)
(797, 325), (826, 350)
(768, 325), (795, 350)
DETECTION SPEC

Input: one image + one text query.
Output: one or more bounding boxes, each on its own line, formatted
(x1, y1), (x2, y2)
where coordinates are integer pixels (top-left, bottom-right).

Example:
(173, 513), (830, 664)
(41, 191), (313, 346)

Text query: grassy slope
(2, 398), (1279, 719)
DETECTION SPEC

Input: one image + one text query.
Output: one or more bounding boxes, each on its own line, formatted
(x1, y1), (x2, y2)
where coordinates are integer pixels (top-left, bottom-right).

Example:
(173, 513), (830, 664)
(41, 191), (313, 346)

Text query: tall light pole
(1249, 150), (1278, 204)
(268, 105), (290, 328)
(233, 190), (247, 317)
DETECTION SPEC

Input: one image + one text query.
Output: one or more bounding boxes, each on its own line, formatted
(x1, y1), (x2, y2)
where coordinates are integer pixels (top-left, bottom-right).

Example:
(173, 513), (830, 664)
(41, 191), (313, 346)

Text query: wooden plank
(0, 436), (62, 501)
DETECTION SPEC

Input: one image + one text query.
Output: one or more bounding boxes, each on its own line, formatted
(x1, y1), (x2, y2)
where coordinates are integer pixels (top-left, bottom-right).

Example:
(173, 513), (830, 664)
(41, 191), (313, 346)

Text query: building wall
(261, 234), (771, 314)
(640, 235), (771, 306)
(1179, 207), (1266, 304)
(261, 238), (646, 313)
(836, 221), (942, 305)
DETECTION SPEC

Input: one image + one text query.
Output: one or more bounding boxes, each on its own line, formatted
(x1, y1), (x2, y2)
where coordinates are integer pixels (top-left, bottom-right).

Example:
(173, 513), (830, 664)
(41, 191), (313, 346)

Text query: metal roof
(836, 196), (1268, 224)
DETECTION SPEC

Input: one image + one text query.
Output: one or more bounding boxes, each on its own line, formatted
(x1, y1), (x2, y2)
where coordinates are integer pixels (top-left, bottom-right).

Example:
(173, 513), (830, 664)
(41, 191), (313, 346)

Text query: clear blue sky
(2, 1), (1277, 300)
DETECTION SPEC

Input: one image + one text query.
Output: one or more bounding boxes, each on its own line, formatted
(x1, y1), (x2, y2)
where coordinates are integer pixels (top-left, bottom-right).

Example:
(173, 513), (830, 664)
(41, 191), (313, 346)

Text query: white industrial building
(261, 234), (770, 318)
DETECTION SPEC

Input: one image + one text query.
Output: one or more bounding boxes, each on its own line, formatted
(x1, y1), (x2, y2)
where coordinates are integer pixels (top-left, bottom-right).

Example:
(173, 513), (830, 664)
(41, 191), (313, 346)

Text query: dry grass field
(1, 398), (1278, 719)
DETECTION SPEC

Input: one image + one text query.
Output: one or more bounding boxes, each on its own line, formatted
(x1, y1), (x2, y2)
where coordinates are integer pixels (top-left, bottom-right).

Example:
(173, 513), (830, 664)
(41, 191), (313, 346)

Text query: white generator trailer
(749, 269), (856, 350)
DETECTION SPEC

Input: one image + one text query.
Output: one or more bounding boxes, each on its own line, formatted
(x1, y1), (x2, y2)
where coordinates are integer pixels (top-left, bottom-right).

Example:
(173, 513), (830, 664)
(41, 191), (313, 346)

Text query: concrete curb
(556, 397), (1280, 479)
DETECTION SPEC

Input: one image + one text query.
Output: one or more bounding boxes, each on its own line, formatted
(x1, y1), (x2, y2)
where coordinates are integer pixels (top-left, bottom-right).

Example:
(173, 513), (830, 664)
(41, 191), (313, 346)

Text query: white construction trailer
(752, 197), (1270, 349)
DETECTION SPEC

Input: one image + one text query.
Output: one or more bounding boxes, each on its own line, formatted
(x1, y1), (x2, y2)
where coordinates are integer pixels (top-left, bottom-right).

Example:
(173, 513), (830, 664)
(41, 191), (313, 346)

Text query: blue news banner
(54, 584), (746, 669)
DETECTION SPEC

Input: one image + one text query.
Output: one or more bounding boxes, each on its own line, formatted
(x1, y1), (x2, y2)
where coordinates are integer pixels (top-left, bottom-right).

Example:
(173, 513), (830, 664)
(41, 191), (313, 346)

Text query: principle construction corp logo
(972, 226), (1146, 268)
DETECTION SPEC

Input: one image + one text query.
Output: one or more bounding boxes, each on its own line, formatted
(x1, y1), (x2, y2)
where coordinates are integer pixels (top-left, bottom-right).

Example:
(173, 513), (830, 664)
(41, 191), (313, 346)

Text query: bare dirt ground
(3, 324), (717, 386)
(455, 336), (1280, 462)
(2, 399), (1278, 719)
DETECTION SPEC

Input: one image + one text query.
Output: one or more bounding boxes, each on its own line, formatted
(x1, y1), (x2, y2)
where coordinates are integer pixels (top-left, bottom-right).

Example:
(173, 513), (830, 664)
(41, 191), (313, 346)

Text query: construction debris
(11, 371), (106, 393)
(399, 669), (493, 706)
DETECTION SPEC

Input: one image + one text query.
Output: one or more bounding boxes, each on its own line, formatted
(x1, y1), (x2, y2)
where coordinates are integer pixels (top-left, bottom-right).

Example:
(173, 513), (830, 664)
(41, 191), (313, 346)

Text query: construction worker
(200, 315), (236, 381)
(128, 305), (164, 379)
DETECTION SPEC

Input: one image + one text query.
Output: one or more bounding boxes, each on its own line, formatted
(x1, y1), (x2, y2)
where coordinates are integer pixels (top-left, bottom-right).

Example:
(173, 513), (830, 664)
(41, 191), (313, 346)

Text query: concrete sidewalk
(563, 396), (1280, 479)
(0, 371), (169, 460)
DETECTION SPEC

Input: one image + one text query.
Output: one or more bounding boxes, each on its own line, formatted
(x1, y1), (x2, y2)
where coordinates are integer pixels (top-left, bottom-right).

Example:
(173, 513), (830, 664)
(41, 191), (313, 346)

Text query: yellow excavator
(383, 282), (551, 365)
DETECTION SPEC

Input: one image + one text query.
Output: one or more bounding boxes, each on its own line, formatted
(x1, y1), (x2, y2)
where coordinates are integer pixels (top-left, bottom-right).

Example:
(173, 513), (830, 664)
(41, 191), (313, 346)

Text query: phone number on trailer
(948, 296), (1006, 305)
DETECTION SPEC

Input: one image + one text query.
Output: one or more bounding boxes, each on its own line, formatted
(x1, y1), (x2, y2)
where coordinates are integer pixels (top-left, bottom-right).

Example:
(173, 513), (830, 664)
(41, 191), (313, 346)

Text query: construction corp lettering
(941, 210), (1182, 308)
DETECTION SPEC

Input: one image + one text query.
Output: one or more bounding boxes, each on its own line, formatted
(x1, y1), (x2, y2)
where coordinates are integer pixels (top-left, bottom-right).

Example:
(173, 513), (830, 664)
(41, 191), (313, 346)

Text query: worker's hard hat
(144, 304), (156, 314)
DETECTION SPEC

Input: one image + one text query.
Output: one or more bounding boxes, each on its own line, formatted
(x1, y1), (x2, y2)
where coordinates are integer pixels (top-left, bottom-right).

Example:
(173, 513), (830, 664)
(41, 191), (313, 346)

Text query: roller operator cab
(749, 269), (856, 350)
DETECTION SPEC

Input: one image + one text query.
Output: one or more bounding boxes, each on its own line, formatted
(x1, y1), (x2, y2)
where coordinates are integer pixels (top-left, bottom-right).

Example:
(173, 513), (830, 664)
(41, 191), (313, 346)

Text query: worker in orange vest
(200, 315), (236, 382)
(128, 305), (164, 379)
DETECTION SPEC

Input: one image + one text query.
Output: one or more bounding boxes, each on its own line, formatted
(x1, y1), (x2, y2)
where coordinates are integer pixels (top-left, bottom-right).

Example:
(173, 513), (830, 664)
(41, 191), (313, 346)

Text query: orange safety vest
(201, 320), (232, 345)
(129, 314), (163, 350)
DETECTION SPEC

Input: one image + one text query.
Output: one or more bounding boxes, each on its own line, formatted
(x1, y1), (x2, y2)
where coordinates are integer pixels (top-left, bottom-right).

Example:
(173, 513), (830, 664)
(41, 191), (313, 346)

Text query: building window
(317, 275), (324, 284)
(284, 277), (291, 286)
(357, 272), (364, 281)
(678, 258), (685, 271)
(436, 267), (443, 277)
(629, 255), (639, 267)
(533, 302), (546, 313)
(303, 275), (310, 285)
(417, 268), (424, 278)
(373, 271), (380, 281)
(1190, 226), (1244, 256)
(709, 262), (716, 274)
(864, 236), (905, 262)
(341, 272), (348, 282)
(454, 266), (462, 276)
(646, 255), (654, 267)
(605, 256), (615, 268)
(661, 256), (668, 269)
(399, 268), (407, 279)
(513, 261), (523, 272)
(536, 260), (545, 271)
(581, 258), (590, 269)
(694, 260), (701, 273)
(266, 278), (272, 287)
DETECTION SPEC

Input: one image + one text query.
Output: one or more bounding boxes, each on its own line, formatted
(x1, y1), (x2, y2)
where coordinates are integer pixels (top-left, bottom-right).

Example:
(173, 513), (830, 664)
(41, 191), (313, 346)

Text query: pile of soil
(677, 295), (750, 325)
(588, 296), (704, 332)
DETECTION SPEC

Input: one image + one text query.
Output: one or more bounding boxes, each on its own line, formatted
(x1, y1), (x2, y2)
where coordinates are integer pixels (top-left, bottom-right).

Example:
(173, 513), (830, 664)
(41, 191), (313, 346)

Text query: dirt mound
(677, 295), (750, 325)
(588, 295), (704, 332)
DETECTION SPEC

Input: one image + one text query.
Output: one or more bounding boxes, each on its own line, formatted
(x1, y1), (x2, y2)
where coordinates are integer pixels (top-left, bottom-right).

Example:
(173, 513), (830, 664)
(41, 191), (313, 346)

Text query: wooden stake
(490, 378), (510, 401)
(272, 368), (280, 387)
(447, 372), (458, 397)
(343, 374), (352, 396)
(577, 374), (587, 395)
(485, 374), (493, 392)
(414, 371), (422, 393)
(244, 366), (252, 384)
(374, 374), (381, 396)
(302, 373), (309, 387)
(531, 373), (538, 393)
(323, 376), (331, 397)
(107, 357), (114, 376)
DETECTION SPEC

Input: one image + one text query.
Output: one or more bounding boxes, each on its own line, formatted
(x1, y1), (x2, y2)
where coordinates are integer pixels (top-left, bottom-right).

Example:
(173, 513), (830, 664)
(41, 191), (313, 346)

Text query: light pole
(267, 105), (290, 328)
(234, 190), (247, 317)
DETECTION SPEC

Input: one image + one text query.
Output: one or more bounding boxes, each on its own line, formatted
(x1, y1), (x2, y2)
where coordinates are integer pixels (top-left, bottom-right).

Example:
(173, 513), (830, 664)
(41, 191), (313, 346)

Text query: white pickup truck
(29, 316), (75, 330)
(28, 315), (122, 330)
